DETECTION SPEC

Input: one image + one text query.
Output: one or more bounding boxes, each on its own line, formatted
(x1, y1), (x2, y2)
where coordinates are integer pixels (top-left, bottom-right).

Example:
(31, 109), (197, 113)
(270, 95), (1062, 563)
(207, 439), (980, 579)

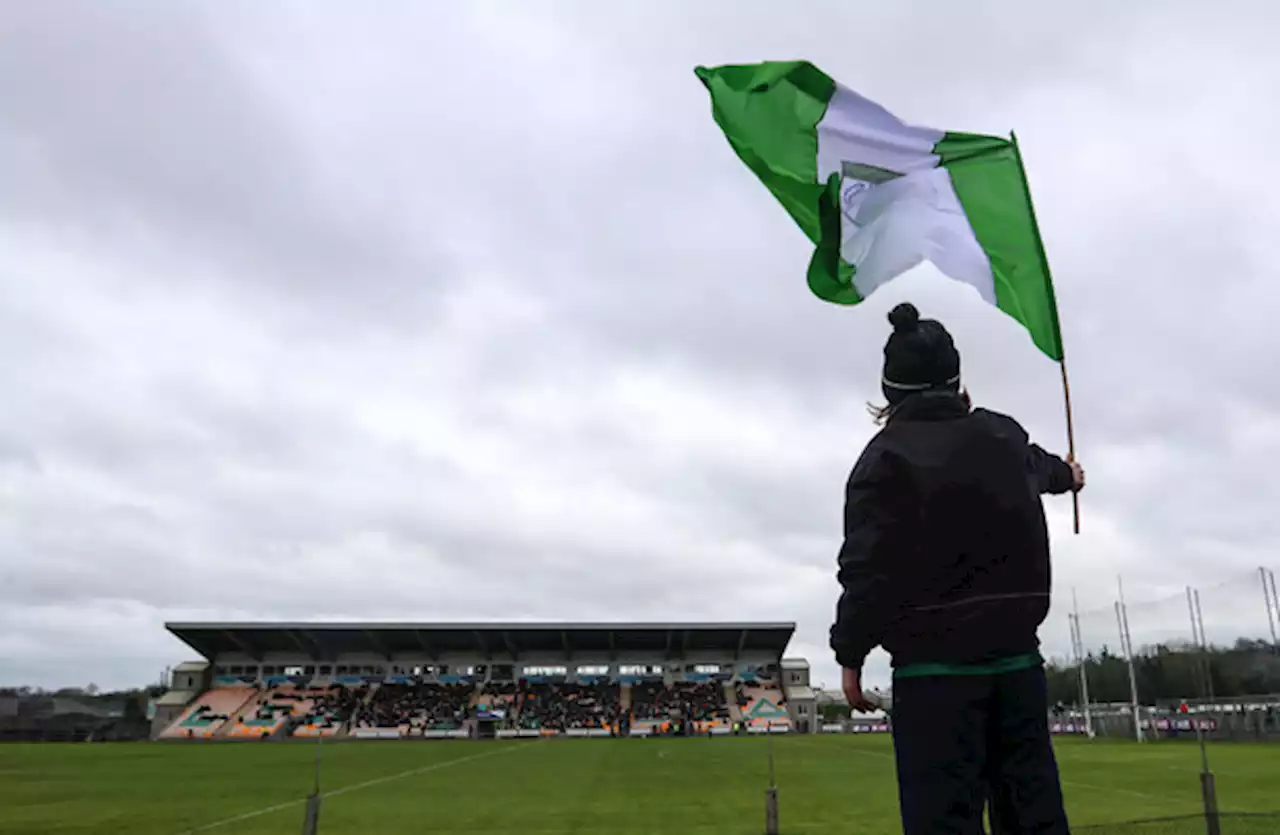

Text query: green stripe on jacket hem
(893, 652), (1044, 679)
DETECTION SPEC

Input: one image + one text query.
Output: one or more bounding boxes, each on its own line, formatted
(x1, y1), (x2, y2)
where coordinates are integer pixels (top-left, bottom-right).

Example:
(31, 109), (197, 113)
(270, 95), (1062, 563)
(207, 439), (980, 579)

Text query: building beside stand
(156, 621), (819, 739)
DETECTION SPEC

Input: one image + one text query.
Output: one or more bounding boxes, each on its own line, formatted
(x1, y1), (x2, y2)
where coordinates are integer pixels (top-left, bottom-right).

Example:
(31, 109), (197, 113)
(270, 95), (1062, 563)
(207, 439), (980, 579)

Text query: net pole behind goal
(1115, 577), (1144, 742)
(1070, 590), (1094, 737)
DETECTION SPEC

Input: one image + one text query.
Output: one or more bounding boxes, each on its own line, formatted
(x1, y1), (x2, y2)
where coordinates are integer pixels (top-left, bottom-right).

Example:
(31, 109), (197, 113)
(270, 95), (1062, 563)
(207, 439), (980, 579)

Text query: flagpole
(1059, 358), (1080, 534)
(1010, 131), (1079, 534)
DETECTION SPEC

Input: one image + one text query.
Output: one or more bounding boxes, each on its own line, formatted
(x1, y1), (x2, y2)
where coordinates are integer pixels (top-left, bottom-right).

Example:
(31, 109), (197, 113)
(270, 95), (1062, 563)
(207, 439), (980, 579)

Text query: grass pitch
(2, 735), (1278, 834)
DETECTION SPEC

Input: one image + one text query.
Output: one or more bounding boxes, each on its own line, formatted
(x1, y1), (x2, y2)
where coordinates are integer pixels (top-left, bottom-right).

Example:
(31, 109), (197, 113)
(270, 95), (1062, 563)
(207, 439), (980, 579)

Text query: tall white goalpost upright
(1116, 577), (1144, 743)
(1069, 589), (1094, 738)
(1262, 566), (1279, 649)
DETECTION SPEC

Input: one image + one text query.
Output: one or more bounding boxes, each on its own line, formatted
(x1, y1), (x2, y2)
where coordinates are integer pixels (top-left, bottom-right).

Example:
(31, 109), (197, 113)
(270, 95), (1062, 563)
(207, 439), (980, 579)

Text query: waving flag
(695, 60), (1063, 361)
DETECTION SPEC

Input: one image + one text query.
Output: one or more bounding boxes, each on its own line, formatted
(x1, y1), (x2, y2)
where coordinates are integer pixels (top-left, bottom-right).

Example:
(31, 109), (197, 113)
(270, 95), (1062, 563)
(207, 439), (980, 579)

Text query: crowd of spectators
(480, 681), (519, 701)
(515, 682), (619, 731)
(188, 677), (768, 735)
(352, 683), (471, 730)
(476, 682), (519, 718)
(188, 704), (231, 724)
(297, 685), (362, 729)
(631, 681), (729, 723)
(236, 687), (320, 728)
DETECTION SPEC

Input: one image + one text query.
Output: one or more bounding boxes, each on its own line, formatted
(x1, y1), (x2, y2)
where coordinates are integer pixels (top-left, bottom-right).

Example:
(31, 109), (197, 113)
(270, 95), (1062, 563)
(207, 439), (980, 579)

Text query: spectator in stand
(301, 685), (361, 728)
(631, 682), (729, 724)
(352, 683), (471, 730)
(515, 682), (617, 731)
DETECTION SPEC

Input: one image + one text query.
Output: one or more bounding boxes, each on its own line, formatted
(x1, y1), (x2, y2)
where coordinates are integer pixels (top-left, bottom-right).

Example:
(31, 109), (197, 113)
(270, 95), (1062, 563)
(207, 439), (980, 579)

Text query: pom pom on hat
(887, 302), (920, 334)
(881, 303), (960, 406)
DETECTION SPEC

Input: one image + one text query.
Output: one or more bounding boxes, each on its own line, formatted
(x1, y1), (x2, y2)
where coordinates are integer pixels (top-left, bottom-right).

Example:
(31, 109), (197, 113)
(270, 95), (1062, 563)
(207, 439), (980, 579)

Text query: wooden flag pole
(1011, 131), (1080, 534)
(1058, 356), (1080, 534)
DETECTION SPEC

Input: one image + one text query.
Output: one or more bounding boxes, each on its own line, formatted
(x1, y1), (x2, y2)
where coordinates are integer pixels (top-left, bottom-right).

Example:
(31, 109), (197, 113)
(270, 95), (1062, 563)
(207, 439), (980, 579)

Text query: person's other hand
(842, 667), (879, 713)
(1068, 456), (1086, 492)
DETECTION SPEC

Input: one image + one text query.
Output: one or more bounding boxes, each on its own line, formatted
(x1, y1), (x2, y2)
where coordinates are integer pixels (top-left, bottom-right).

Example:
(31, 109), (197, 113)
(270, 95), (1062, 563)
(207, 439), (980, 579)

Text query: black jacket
(829, 392), (1075, 671)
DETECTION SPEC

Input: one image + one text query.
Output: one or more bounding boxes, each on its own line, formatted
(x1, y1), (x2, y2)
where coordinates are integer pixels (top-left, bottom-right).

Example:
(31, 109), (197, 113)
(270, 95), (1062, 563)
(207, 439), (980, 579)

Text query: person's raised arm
(1027, 443), (1084, 495)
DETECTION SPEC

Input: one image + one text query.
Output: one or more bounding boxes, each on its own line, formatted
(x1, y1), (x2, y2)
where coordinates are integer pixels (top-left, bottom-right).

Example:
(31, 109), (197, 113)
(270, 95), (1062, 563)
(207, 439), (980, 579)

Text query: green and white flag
(695, 61), (1064, 361)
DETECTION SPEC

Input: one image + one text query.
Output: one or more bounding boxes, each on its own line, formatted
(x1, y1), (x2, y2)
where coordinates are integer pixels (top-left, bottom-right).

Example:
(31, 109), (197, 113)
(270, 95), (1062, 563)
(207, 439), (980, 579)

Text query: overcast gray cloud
(2, 0), (1279, 691)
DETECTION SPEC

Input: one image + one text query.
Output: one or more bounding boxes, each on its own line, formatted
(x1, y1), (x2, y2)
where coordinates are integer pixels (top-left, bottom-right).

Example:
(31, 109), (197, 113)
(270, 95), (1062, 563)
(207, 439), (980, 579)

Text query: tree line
(1045, 638), (1280, 706)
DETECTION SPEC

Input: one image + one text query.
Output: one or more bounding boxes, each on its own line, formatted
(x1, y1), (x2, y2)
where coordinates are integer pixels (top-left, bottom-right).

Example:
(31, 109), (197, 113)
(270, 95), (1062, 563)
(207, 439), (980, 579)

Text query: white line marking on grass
(173, 798), (301, 835)
(172, 742), (534, 835)
(788, 736), (893, 759)
(1059, 779), (1166, 803)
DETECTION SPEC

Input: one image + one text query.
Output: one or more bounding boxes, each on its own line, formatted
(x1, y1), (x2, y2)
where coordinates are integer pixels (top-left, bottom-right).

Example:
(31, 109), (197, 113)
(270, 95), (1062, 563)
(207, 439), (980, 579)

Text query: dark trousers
(890, 666), (1069, 835)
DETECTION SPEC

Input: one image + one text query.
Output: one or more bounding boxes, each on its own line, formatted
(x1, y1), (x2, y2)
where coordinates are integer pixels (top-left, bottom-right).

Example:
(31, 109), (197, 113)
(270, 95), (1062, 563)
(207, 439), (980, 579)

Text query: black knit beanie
(881, 303), (961, 406)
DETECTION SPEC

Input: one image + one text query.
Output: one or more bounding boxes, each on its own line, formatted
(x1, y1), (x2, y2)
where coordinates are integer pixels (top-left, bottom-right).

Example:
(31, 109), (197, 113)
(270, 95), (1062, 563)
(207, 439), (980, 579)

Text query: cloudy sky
(2, 1), (1278, 692)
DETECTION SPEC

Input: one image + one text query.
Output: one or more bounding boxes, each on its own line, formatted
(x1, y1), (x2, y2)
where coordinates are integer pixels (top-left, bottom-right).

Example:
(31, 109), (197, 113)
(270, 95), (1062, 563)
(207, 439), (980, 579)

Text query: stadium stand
(158, 622), (811, 740)
(741, 683), (792, 731)
(224, 686), (318, 739)
(160, 687), (256, 739)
